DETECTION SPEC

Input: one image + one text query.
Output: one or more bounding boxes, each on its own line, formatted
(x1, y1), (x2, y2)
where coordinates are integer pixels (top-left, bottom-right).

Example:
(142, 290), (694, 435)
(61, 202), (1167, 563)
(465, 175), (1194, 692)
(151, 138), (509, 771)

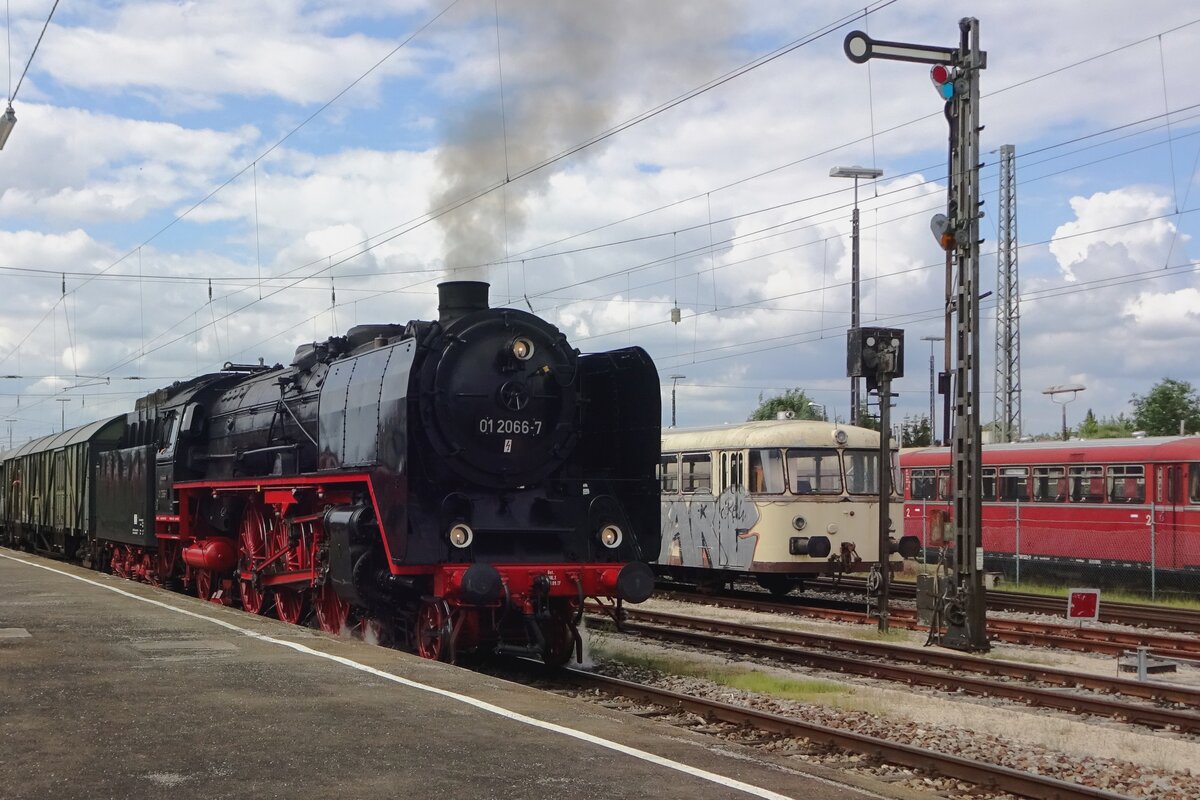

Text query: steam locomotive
(0, 282), (661, 665)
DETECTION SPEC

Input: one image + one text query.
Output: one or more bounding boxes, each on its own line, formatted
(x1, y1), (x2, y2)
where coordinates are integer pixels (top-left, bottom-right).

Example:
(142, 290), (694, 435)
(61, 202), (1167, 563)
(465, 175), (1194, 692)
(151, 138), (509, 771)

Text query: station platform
(0, 551), (904, 800)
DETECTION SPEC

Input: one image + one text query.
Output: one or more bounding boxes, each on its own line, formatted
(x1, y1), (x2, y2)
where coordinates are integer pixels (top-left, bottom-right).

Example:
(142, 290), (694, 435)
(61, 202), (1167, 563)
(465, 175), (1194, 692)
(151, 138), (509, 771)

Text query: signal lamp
(599, 524), (623, 549)
(929, 64), (955, 100)
(511, 337), (535, 361)
(449, 523), (474, 548)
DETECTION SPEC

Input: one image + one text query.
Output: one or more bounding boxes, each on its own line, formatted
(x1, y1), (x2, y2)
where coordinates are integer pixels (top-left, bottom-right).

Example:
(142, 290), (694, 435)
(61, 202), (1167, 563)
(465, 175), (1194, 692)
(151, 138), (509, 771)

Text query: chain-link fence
(905, 500), (1200, 600)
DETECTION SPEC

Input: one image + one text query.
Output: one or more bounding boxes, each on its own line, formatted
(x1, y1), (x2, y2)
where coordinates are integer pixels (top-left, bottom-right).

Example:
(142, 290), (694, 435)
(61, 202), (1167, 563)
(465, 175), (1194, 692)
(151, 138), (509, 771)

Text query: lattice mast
(993, 144), (1022, 443)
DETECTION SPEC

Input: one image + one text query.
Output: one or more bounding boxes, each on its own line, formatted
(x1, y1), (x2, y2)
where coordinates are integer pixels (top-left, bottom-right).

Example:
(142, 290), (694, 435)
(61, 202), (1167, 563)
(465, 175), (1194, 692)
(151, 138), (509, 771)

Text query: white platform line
(0, 552), (800, 800)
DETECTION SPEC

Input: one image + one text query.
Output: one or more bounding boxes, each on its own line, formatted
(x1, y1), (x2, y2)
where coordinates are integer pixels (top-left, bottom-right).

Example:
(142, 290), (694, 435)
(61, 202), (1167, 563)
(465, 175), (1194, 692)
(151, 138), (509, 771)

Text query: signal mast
(844, 19), (990, 652)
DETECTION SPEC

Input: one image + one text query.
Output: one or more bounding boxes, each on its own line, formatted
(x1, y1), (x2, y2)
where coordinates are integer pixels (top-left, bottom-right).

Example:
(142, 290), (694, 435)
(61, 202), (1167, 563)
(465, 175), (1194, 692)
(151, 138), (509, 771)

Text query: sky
(0, 0), (1197, 445)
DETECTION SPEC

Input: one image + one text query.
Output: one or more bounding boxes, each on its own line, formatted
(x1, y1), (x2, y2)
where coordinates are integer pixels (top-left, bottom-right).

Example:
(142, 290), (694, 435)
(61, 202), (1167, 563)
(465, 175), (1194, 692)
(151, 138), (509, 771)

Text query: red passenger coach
(900, 437), (1200, 589)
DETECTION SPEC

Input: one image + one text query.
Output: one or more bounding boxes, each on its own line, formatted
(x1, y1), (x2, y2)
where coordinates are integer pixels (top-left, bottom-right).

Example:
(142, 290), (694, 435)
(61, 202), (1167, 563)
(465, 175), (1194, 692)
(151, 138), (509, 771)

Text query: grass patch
(592, 644), (848, 702)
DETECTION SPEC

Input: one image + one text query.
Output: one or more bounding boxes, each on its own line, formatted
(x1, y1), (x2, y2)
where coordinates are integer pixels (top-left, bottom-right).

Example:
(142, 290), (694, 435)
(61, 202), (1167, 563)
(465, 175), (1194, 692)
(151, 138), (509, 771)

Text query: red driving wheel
(314, 582), (350, 634)
(238, 504), (270, 615)
(275, 588), (305, 625)
(416, 599), (452, 662)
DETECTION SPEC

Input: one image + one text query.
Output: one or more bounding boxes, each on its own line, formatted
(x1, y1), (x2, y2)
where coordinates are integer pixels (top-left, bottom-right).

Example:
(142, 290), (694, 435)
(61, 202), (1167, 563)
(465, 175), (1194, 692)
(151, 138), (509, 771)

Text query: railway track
(813, 576), (1200, 634)
(590, 609), (1200, 734)
(659, 588), (1200, 659)
(562, 668), (1133, 800)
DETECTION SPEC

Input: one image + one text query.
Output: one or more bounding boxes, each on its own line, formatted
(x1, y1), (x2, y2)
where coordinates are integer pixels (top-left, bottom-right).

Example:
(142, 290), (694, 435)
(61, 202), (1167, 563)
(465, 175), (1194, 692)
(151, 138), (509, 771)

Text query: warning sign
(1067, 588), (1100, 622)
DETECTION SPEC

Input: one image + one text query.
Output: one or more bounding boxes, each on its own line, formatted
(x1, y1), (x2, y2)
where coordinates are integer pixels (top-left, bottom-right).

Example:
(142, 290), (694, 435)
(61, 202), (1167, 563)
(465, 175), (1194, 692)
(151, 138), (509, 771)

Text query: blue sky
(1, 0), (1198, 443)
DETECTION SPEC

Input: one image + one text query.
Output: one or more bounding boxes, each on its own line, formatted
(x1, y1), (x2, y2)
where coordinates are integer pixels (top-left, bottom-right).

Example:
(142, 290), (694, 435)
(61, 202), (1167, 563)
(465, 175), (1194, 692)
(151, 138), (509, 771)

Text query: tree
(749, 388), (827, 421)
(900, 414), (933, 446)
(854, 402), (878, 431)
(1131, 378), (1200, 435)
(1078, 408), (1135, 439)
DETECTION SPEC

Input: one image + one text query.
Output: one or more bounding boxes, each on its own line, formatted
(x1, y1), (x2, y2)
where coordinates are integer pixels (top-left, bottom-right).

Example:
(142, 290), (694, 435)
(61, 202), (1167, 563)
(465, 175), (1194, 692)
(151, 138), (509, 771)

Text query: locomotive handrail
(222, 361), (274, 373)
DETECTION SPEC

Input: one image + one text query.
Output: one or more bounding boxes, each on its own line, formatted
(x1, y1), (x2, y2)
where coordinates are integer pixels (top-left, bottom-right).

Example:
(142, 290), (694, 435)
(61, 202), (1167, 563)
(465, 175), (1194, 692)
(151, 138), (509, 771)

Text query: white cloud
(3, 1), (1200, 439)
(1049, 188), (1179, 279)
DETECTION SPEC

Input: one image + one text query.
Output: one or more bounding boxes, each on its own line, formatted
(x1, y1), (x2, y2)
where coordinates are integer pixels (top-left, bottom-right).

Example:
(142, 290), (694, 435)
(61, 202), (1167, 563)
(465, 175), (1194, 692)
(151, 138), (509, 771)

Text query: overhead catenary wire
(0, 0), (898, 388)
(8, 0), (58, 103)
(4, 9), (1199, 427)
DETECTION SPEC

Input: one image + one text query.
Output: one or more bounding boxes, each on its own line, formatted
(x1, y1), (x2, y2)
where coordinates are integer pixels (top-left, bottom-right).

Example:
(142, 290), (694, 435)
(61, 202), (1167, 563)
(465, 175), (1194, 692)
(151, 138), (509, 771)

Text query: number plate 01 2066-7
(478, 418), (542, 436)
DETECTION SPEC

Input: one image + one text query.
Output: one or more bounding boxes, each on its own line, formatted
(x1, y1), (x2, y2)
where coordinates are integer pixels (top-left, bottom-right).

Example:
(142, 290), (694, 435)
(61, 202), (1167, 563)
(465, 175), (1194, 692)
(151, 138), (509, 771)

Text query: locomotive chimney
(438, 281), (490, 326)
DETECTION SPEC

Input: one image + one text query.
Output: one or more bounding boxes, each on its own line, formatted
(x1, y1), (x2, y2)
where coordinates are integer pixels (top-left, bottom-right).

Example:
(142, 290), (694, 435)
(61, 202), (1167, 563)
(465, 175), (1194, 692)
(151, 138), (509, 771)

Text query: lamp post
(1042, 384), (1085, 441)
(831, 165), (884, 426)
(669, 375), (686, 428)
(920, 335), (944, 444)
(0, 104), (16, 150)
(56, 399), (71, 433)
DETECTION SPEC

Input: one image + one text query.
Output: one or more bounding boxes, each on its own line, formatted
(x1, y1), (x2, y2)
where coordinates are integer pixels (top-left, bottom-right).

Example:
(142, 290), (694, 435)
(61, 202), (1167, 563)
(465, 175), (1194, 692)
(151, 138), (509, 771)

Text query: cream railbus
(655, 420), (920, 595)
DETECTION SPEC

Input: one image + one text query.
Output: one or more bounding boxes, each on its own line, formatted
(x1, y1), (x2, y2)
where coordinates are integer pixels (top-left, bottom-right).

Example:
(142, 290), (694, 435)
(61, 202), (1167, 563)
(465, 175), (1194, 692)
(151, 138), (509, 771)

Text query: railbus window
(936, 468), (951, 500)
(658, 455), (680, 493)
(910, 468), (937, 500)
(748, 449), (784, 494)
(786, 448), (842, 494)
(981, 468), (996, 501)
(1032, 466), (1067, 502)
(730, 452), (744, 488)
(1069, 465), (1105, 503)
(844, 450), (879, 495)
(1107, 465), (1145, 503)
(998, 467), (1029, 501)
(681, 453), (712, 493)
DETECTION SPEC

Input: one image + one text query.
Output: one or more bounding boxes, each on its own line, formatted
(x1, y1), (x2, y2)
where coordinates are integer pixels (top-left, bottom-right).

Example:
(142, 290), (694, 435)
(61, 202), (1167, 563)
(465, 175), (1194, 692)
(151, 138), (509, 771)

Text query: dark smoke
(433, 1), (735, 282)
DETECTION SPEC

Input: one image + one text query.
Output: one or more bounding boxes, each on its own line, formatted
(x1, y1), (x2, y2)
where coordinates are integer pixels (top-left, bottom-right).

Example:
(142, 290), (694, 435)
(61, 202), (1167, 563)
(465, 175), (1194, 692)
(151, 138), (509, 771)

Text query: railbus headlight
(599, 524), (623, 549)
(449, 523), (474, 548)
(511, 337), (535, 361)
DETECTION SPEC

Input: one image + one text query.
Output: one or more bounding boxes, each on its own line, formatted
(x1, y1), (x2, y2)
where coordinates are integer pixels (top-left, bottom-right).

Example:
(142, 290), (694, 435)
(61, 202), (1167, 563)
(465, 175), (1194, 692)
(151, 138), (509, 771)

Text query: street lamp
(56, 399), (71, 433)
(831, 165), (884, 426)
(920, 335), (944, 444)
(669, 375), (686, 428)
(1042, 384), (1085, 441)
(0, 104), (16, 150)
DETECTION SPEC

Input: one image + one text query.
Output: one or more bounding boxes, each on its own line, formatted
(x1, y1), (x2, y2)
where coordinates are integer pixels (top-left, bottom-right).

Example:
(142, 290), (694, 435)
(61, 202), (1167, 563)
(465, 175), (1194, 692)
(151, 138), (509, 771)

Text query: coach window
(681, 453), (712, 494)
(1188, 464), (1200, 504)
(786, 448), (842, 494)
(1032, 466), (1067, 502)
(1069, 465), (1105, 503)
(1107, 465), (1145, 503)
(748, 448), (784, 494)
(845, 450), (879, 495)
(981, 468), (996, 501)
(998, 467), (1029, 501)
(658, 455), (680, 493)
(910, 468), (937, 500)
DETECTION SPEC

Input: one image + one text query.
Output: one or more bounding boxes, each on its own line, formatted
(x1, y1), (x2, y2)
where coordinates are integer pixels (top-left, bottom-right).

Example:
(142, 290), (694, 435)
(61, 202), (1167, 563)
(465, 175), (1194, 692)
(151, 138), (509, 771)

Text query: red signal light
(930, 64), (955, 100)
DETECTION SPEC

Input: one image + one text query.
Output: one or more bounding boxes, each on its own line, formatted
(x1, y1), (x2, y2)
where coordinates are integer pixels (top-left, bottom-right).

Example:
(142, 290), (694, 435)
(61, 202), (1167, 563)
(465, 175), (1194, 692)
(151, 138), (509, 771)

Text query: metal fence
(907, 500), (1200, 600)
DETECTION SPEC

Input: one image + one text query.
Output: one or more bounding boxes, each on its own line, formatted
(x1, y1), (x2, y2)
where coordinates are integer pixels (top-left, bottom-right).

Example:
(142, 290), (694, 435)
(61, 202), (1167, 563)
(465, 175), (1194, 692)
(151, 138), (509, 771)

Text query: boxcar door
(53, 450), (67, 529)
